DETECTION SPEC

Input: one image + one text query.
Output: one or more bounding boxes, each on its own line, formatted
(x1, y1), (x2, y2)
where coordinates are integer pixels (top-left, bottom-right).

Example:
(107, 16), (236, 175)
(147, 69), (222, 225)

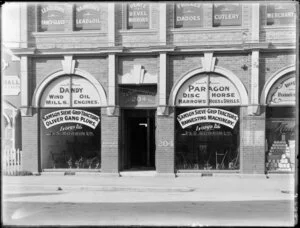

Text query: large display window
(40, 108), (101, 169)
(39, 75), (102, 170)
(175, 107), (240, 170)
(266, 107), (295, 173)
(265, 73), (296, 173)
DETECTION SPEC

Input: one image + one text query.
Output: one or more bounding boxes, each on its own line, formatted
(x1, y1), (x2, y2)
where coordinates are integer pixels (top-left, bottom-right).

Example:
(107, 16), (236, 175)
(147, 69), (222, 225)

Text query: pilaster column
(159, 3), (167, 45)
(157, 53), (169, 116)
(20, 56), (32, 116)
(107, 54), (119, 116)
(248, 50), (260, 115)
(65, 3), (74, 32)
(251, 3), (260, 43)
(248, 3), (260, 115)
(20, 3), (28, 48)
(108, 3), (116, 46)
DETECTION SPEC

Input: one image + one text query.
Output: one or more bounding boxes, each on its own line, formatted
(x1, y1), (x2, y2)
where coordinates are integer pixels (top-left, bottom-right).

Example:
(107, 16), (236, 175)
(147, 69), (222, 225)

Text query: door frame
(120, 108), (156, 171)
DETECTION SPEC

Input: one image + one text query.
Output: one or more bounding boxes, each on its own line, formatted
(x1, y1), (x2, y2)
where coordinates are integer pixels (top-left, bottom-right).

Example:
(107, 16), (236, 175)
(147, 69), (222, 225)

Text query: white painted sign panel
(42, 109), (100, 129)
(177, 108), (238, 129)
(3, 76), (21, 95)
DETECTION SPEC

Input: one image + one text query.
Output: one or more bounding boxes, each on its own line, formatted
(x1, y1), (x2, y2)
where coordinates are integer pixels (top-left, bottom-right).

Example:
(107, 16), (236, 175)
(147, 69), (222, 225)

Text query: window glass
(266, 4), (296, 26)
(40, 75), (101, 108)
(40, 108), (101, 169)
(213, 4), (242, 27)
(127, 3), (149, 29)
(174, 3), (203, 28)
(74, 3), (102, 31)
(266, 107), (295, 172)
(175, 107), (240, 170)
(39, 4), (66, 32)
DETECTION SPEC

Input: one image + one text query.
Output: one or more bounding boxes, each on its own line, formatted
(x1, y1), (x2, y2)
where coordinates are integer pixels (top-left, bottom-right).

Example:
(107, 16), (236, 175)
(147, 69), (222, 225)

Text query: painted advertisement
(177, 108), (238, 129)
(267, 76), (295, 105)
(40, 76), (101, 108)
(175, 74), (240, 106)
(3, 76), (20, 96)
(213, 4), (242, 26)
(40, 4), (66, 32)
(267, 4), (296, 25)
(42, 109), (100, 129)
(71, 76), (101, 107)
(119, 86), (156, 107)
(75, 3), (102, 30)
(174, 3), (203, 28)
(127, 3), (149, 29)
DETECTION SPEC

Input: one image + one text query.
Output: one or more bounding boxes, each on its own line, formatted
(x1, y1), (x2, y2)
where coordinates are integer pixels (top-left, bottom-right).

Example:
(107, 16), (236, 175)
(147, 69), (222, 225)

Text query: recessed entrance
(121, 109), (155, 170)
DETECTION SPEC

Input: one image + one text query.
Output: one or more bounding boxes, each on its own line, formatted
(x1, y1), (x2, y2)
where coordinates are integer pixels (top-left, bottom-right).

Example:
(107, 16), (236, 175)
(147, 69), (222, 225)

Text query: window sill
(170, 27), (247, 33)
(32, 31), (107, 37)
(261, 25), (296, 30)
(118, 29), (157, 35)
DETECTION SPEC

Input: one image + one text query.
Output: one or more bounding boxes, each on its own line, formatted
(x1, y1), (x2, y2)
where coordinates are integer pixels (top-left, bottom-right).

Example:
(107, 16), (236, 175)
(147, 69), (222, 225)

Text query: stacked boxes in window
(266, 141), (292, 172)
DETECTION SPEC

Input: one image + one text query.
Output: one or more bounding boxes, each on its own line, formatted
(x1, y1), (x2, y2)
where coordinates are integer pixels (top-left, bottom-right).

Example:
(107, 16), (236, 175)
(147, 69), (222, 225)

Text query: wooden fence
(2, 148), (22, 175)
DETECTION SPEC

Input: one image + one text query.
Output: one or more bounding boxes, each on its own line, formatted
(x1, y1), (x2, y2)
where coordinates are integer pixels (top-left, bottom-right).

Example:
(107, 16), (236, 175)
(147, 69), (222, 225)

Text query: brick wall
(168, 54), (203, 99)
(156, 111), (175, 173)
(101, 110), (120, 173)
(21, 111), (39, 173)
(75, 57), (108, 93)
(34, 57), (63, 86)
(215, 53), (251, 96)
(259, 52), (295, 96)
(240, 107), (266, 174)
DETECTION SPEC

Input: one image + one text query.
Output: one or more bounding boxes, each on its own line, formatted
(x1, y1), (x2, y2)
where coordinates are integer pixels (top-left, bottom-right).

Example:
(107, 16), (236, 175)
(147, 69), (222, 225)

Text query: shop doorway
(121, 109), (155, 170)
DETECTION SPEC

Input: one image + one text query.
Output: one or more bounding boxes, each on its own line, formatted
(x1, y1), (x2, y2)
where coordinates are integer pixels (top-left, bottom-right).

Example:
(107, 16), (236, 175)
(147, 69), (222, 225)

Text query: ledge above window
(32, 31), (107, 37)
(170, 27), (247, 34)
(118, 29), (157, 35)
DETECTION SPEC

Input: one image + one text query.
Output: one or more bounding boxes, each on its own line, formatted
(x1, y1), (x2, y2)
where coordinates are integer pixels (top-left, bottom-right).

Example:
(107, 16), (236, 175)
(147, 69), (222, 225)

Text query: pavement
(2, 173), (296, 203)
(2, 173), (297, 226)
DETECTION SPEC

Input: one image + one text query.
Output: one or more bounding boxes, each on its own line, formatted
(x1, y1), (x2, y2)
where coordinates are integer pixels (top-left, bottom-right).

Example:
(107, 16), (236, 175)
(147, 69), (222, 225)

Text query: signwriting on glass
(174, 3), (203, 28)
(42, 109), (100, 129)
(75, 3), (102, 30)
(176, 74), (240, 106)
(213, 4), (242, 27)
(267, 4), (296, 25)
(127, 3), (149, 29)
(40, 5), (65, 32)
(40, 76), (101, 108)
(268, 77), (295, 105)
(177, 108), (238, 129)
(267, 120), (295, 134)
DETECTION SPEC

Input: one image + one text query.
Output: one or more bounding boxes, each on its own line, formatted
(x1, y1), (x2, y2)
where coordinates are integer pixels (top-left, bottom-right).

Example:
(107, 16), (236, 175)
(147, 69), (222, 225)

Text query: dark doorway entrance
(121, 109), (155, 170)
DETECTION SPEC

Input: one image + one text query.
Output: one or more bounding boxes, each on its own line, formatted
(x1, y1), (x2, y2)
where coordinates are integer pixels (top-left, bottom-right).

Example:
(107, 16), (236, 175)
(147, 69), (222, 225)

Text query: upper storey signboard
(127, 3), (149, 29)
(213, 4), (242, 27)
(266, 4), (296, 25)
(174, 3), (203, 28)
(75, 3), (102, 31)
(39, 4), (66, 32)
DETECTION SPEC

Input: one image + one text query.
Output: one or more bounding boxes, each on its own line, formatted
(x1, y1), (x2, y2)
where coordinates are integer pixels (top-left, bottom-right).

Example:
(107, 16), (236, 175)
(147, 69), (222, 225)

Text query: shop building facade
(7, 1), (298, 175)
